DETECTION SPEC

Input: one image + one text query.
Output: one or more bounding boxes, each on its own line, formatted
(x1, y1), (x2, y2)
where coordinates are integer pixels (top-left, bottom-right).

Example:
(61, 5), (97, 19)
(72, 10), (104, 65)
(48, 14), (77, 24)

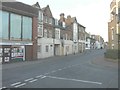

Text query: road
(1, 49), (118, 88)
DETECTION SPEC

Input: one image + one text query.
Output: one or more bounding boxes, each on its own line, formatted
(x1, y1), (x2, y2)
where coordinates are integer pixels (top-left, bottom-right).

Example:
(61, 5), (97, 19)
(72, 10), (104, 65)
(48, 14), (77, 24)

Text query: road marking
(14, 83), (26, 88)
(51, 70), (57, 73)
(58, 69), (62, 71)
(24, 78), (34, 82)
(41, 76), (47, 79)
(46, 76), (102, 85)
(29, 79), (38, 83)
(11, 82), (21, 86)
(0, 87), (7, 89)
(36, 75), (43, 78)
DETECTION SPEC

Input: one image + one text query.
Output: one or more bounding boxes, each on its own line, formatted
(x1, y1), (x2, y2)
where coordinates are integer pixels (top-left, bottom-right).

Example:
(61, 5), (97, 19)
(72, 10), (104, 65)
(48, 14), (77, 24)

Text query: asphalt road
(1, 49), (118, 88)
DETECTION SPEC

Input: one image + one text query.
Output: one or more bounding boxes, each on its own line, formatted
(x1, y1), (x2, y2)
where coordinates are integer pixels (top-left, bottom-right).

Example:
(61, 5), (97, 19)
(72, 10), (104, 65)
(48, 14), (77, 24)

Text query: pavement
(1, 49), (118, 70)
(91, 53), (118, 69)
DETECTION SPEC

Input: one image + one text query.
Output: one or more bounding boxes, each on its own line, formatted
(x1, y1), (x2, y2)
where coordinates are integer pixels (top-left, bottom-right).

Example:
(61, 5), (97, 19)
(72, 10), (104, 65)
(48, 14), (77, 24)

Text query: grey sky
(16, 0), (112, 42)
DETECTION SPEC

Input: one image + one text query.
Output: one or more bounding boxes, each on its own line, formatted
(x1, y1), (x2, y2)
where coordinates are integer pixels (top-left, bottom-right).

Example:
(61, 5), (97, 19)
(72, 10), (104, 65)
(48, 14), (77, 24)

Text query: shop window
(1, 11), (9, 39)
(10, 13), (21, 40)
(22, 16), (32, 40)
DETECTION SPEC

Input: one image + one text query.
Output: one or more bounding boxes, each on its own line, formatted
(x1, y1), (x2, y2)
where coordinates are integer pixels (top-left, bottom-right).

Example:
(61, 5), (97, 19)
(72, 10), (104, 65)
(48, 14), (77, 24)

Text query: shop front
(0, 42), (32, 63)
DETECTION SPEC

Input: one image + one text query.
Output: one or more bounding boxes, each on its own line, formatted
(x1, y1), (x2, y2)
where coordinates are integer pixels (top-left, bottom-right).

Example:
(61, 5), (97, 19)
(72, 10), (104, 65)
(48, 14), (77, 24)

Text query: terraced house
(59, 14), (73, 55)
(0, 1), (38, 63)
(106, 0), (120, 59)
(33, 2), (55, 59)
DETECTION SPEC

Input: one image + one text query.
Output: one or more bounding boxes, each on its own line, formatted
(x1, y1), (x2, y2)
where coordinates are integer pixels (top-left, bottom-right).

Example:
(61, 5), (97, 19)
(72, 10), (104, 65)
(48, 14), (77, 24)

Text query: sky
(16, 0), (112, 42)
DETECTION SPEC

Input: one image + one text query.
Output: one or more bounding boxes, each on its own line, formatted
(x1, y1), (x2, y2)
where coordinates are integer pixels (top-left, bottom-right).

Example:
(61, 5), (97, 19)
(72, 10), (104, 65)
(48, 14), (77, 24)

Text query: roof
(42, 5), (53, 17)
(1, 1), (38, 17)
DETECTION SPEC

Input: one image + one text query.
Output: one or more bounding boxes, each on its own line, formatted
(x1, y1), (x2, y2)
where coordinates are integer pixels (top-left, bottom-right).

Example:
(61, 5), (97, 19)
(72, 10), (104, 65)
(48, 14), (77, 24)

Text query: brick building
(0, 1), (38, 63)
(105, 0), (120, 59)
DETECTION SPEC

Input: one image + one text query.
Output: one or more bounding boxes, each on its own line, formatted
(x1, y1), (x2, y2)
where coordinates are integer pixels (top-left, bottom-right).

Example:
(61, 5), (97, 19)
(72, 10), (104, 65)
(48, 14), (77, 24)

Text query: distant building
(85, 32), (91, 50)
(78, 23), (86, 52)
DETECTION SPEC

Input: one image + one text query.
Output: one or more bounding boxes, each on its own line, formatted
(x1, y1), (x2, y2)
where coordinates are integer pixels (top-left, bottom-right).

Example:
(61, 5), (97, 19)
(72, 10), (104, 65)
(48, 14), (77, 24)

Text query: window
(73, 23), (78, 41)
(112, 29), (114, 40)
(63, 22), (65, 27)
(38, 24), (43, 37)
(22, 16), (32, 40)
(65, 34), (68, 40)
(55, 29), (60, 39)
(55, 19), (58, 25)
(86, 44), (88, 48)
(10, 13), (21, 40)
(1, 11), (9, 39)
(48, 30), (52, 38)
(38, 11), (43, 22)
(44, 29), (47, 37)
(37, 45), (41, 52)
(44, 16), (47, 23)
(46, 45), (49, 52)
(49, 18), (52, 24)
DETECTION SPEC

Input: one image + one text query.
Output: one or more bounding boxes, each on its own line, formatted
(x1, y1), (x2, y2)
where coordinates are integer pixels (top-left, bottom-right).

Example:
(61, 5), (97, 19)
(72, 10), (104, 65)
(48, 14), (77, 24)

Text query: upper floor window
(1, 11), (9, 39)
(112, 29), (114, 40)
(48, 30), (52, 38)
(55, 28), (60, 39)
(49, 18), (52, 24)
(44, 16), (47, 23)
(38, 11), (43, 22)
(22, 16), (32, 40)
(55, 19), (58, 25)
(10, 13), (22, 40)
(65, 34), (68, 40)
(63, 22), (65, 28)
(44, 29), (47, 38)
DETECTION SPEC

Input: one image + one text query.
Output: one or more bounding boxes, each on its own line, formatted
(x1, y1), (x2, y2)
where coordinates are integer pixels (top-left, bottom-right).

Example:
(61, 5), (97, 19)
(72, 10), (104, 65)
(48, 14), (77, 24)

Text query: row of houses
(0, 1), (104, 63)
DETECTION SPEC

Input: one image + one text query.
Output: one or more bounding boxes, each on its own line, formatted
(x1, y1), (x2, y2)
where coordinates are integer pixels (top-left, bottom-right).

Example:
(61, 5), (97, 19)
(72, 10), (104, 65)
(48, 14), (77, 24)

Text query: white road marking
(11, 82), (21, 86)
(36, 75), (43, 78)
(41, 76), (47, 79)
(24, 78), (34, 82)
(51, 70), (57, 73)
(46, 76), (102, 85)
(44, 72), (50, 75)
(29, 79), (38, 83)
(14, 83), (26, 88)
(58, 69), (62, 71)
(0, 87), (7, 89)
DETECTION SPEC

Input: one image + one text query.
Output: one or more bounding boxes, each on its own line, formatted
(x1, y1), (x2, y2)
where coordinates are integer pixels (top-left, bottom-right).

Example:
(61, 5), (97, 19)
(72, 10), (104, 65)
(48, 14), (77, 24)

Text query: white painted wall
(78, 40), (86, 52)
(95, 41), (101, 49)
(37, 38), (54, 59)
(63, 40), (73, 55)
(85, 38), (91, 49)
